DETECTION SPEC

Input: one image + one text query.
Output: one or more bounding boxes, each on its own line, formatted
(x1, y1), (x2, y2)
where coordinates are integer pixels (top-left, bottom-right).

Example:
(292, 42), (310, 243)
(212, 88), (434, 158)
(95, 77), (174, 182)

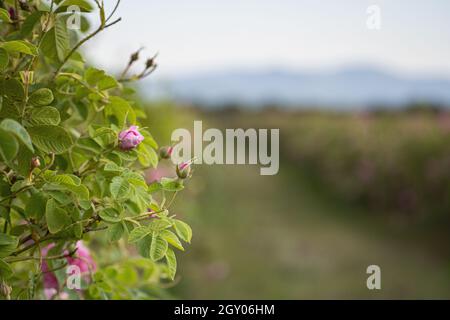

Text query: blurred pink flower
(146, 164), (172, 183)
(41, 241), (96, 299)
(118, 125), (144, 150)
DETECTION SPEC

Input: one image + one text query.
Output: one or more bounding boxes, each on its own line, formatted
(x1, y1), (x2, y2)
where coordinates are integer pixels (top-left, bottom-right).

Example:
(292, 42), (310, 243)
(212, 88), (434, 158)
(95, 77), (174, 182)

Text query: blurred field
(144, 103), (450, 299)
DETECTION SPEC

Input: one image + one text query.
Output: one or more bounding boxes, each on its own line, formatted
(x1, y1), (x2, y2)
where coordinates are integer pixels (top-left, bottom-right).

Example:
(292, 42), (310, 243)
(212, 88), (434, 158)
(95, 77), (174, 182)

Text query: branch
(53, 17), (122, 78)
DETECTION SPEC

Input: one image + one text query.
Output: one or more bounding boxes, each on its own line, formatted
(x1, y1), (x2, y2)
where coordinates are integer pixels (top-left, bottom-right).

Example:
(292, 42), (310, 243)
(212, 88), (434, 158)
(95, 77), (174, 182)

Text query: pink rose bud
(118, 125), (144, 150)
(31, 156), (41, 169)
(176, 160), (193, 179)
(159, 146), (173, 160)
(8, 8), (16, 21)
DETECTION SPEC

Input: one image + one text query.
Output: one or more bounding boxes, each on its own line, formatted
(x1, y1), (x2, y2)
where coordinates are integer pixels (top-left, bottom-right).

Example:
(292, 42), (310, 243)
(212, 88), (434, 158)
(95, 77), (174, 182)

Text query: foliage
(0, 0), (192, 299)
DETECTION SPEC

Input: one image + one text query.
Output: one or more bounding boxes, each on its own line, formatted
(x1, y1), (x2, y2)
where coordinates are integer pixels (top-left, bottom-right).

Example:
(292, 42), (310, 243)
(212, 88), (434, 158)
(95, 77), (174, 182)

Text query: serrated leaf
(28, 125), (73, 154)
(0, 119), (34, 152)
(110, 176), (130, 199)
(45, 199), (71, 234)
(160, 229), (184, 251)
(0, 258), (13, 279)
(2, 78), (25, 101)
(0, 8), (12, 23)
(0, 233), (18, 258)
(150, 233), (168, 262)
(173, 219), (192, 243)
(0, 128), (19, 162)
(108, 222), (125, 242)
(104, 162), (122, 173)
(148, 219), (172, 231)
(25, 192), (47, 220)
(20, 11), (43, 37)
(29, 106), (60, 125)
(128, 226), (151, 243)
(54, 17), (69, 62)
(105, 96), (136, 126)
(28, 88), (54, 107)
(160, 177), (184, 192)
(0, 48), (9, 72)
(0, 40), (37, 56)
(99, 208), (121, 223)
(165, 248), (177, 280)
(136, 235), (152, 258)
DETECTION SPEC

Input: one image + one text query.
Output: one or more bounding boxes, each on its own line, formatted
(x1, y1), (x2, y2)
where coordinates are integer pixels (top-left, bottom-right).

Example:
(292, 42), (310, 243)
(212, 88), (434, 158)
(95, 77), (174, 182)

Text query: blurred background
(87, 0), (450, 298)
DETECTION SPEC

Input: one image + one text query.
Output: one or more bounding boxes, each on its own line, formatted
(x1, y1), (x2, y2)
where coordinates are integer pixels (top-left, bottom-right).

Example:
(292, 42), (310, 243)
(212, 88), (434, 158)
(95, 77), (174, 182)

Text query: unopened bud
(145, 53), (158, 70)
(176, 161), (192, 179)
(31, 156), (41, 169)
(130, 52), (139, 63)
(8, 7), (16, 21)
(159, 146), (173, 160)
(0, 281), (12, 299)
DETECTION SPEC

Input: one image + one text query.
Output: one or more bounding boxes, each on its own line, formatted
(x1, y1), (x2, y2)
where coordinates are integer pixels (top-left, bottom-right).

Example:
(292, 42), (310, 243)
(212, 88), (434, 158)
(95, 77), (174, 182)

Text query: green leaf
(108, 222), (125, 242)
(148, 219), (172, 231)
(40, 22), (68, 63)
(165, 248), (177, 280)
(25, 192), (47, 220)
(20, 11), (43, 37)
(138, 144), (158, 168)
(150, 233), (168, 262)
(160, 229), (184, 251)
(45, 175), (90, 200)
(28, 88), (54, 107)
(29, 106), (61, 125)
(0, 40), (38, 56)
(109, 176), (130, 199)
(0, 8), (12, 23)
(104, 162), (122, 173)
(136, 235), (152, 258)
(56, 0), (94, 13)
(0, 128), (19, 162)
(0, 258), (13, 279)
(73, 221), (83, 239)
(0, 233), (18, 258)
(2, 78), (25, 101)
(45, 199), (71, 234)
(128, 226), (151, 243)
(98, 75), (118, 91)
(28, 125), (73, 154)
(99, 208), (121, 223)
(0, 48), (9, 72)
(105, 96), (136, 126)
(54, 17), (69, 62)
(173, 219), (192, 243)
(160, 177), (184, 192)
(0, 119), (34, 152)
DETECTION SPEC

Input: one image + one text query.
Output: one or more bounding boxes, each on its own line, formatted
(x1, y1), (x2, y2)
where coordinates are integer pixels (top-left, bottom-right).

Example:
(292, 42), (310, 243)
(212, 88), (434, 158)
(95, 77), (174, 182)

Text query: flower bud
(130, 51), (140, 64)
(176, 161), (192, 179)
(8, 8), (16, 21)
(31, 156), (41, 169)
(159, 146), (173, 160)
(0, 281), (12, 299)
(118, 126), (144, 150)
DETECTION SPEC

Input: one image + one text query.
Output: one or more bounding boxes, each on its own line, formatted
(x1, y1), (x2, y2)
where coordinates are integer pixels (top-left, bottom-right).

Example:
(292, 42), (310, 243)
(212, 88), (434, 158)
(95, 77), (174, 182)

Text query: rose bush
(0, 0), (192, 299)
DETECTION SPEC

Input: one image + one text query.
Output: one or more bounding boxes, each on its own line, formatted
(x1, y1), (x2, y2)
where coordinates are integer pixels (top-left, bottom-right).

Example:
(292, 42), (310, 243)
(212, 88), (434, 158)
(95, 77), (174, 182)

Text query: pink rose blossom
(118, 125), (144, 150)
(41, 241), (96, 299)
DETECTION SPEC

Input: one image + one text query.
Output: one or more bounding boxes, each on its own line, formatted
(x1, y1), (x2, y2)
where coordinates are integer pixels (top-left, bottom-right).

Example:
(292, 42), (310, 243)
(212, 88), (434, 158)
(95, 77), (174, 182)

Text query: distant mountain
(145, 66), (450, 109)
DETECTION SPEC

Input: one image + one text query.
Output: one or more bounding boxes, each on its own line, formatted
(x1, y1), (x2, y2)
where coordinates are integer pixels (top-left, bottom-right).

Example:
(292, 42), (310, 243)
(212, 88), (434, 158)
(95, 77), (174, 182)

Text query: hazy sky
(83, 0), (450, 78)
